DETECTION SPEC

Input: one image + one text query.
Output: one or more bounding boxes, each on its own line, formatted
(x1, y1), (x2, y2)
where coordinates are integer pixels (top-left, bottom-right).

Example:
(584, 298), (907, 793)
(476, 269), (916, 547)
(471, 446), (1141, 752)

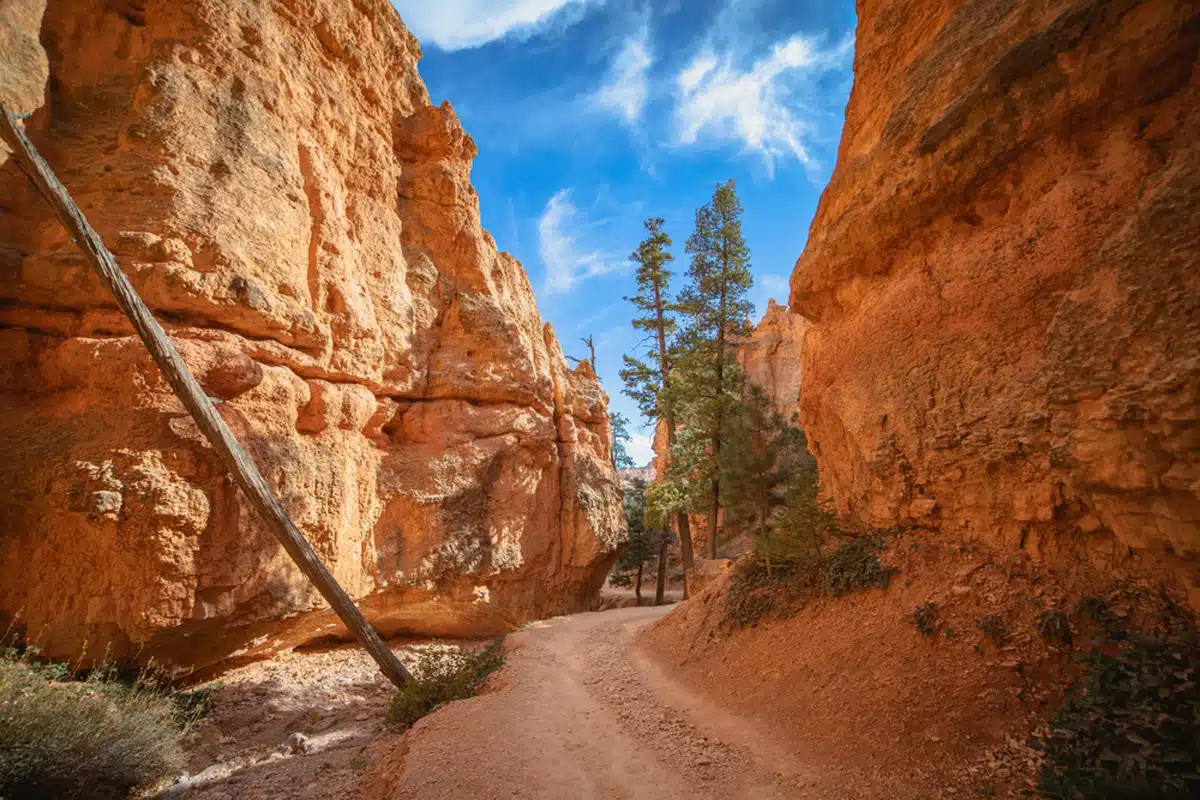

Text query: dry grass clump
(0, 646), (196, 798)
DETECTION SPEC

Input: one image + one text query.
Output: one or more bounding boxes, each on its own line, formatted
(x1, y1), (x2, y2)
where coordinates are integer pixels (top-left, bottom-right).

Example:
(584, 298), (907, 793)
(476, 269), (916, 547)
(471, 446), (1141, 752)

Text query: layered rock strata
(0, 0), (623, 668)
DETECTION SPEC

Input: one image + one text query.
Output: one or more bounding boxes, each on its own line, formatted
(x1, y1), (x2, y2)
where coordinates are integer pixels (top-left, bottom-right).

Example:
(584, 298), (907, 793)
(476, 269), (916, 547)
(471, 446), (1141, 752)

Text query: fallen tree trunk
(0, 105), (412, 688)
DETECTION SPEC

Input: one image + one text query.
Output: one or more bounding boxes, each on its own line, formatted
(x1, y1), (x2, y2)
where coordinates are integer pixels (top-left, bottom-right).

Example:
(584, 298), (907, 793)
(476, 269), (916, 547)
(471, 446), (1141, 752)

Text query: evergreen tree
(612, 479), (653, 603)
(720, 385), (801, 541)
(720, 387), (829, 576)
(612, 479), (674, 605)
(611, 412), (635, 470)
(673, 180), (755, 559)
(619, 217), (697, 589)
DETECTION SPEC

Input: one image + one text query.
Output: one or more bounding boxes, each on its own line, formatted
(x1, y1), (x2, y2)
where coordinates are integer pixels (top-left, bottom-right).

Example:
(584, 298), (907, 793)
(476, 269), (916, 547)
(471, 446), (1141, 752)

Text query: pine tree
(674, 180), (755, 559)
(613, 479), (652, 603)
(619, 217), (697, 589)
(612, 478), (674, 605)
(611, 412), (635, 470)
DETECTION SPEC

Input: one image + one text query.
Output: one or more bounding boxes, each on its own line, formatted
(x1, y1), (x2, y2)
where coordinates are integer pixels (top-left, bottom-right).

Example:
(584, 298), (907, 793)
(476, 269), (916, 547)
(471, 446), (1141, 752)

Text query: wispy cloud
(590, 21), (654, 126)
(672, 32), (853, 176)
(394, 0), (602, 51)
(538, 190), (626, 294)
(573, 304), (617, 332)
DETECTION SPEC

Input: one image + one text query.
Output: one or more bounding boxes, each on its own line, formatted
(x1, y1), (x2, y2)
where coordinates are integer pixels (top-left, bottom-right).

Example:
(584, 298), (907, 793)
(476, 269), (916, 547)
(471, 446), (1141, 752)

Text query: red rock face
(791, 0), (1199, 592)
(0, 0), (623, 668)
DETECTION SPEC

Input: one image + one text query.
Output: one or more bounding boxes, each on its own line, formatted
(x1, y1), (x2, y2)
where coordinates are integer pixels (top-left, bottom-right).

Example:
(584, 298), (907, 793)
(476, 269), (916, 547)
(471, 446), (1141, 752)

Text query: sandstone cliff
(791, 0), (1199, 595)
(0, 0), (624, 668)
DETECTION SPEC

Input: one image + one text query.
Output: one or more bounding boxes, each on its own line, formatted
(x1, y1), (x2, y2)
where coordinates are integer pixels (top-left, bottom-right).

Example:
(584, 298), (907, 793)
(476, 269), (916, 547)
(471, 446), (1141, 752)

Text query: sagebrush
(388, 637), (505, 730)
(0, 650), (195, 799)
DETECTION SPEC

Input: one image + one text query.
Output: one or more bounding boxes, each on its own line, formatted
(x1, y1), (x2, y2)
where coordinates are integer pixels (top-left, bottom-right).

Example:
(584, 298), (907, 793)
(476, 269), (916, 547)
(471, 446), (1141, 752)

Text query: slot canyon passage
(0, 1), (1197, 799)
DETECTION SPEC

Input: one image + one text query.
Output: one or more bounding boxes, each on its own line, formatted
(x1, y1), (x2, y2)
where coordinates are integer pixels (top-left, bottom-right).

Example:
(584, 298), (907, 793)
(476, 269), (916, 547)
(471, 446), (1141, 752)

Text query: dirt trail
(165, 604), (834, 799)
(366, 604), (831, 800)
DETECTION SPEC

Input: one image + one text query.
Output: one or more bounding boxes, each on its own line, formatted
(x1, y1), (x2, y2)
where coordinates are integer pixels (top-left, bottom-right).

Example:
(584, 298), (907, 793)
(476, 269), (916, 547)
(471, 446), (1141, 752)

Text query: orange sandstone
(0, 0), (624, 668)
(790, 0), (1199, 594)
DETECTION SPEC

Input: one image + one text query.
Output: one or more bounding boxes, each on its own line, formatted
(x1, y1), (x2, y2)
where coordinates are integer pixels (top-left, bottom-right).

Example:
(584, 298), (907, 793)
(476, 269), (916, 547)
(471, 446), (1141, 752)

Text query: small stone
(88, 491), (123, 520)
(287, 732), (314, 755)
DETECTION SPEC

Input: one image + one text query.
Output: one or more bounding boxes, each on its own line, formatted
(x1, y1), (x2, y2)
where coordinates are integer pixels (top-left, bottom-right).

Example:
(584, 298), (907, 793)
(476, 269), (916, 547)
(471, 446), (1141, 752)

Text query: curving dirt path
(164, 604), (837, 799)
(365, 604), (830, 800)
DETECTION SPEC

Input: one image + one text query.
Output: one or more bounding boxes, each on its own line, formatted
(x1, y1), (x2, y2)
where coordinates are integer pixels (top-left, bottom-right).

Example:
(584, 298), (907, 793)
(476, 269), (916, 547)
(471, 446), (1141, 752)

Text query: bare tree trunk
(634, 560), (644, 606)
(0, 106), (413, 688)
(655, 535), (668, 606)
(707, 470), (720, 560)
(581, 334), (596, 371)
(664, 407), (695, 598)
(675, 511), (694, 599)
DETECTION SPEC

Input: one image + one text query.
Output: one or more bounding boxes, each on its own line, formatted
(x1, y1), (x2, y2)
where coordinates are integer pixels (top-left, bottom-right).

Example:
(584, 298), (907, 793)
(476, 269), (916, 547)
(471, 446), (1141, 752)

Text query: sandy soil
(639, 531), (1170, 799)
(160, 604), (834, 799)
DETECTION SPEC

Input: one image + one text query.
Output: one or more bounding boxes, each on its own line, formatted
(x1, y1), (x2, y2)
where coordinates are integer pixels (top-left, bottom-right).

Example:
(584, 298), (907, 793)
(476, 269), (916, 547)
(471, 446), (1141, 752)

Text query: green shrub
(1037, 609), (1073, 646)
(822, 536), (896, 596)
(975, 614), (1011, 647)
(388, 637), (505, 730)
(725, 561), (775, 628)
(0, 656), (189, 798)
(907, 601), (940, 636)
(1036, 628), (1200, 799)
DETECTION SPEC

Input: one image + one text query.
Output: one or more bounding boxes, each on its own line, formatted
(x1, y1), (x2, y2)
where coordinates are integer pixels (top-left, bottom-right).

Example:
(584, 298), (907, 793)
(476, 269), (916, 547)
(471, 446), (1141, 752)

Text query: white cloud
(672, 33), (852, 176)
(627, 433), (655, 467)
(394, 0), (600, 51)
(591, 23), (654, 126)
(538, 190), (625, 294)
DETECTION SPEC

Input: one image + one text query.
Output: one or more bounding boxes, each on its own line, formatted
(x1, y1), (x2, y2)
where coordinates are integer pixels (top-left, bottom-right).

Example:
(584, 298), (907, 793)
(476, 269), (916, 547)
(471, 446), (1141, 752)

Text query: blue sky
(392, 0), (857, 465)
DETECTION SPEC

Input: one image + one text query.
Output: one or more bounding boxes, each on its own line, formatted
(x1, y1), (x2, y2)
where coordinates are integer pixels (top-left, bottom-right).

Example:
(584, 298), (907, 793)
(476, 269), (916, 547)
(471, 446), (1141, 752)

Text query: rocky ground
(640, 531), (1164, 799)
(155, 536), (1165, 800)
(158, 643), (412, 799)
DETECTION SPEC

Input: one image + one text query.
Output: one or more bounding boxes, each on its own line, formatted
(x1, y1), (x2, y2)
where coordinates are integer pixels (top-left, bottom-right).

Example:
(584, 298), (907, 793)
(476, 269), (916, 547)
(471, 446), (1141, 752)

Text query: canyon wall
(0, 0), (624, 669)
(791, 0), (1199, 594)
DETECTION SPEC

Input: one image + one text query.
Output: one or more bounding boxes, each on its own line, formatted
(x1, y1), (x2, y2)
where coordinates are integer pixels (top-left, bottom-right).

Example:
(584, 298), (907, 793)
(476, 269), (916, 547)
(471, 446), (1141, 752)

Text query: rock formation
(0, 0), (624, 669)
(791, 0), (1199, 594)
(739, 299), (806, 423)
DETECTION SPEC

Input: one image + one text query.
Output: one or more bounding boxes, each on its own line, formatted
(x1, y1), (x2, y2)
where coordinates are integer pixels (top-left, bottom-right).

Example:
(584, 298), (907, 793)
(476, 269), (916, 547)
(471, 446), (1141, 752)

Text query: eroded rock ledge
(0, 0), (624, 669)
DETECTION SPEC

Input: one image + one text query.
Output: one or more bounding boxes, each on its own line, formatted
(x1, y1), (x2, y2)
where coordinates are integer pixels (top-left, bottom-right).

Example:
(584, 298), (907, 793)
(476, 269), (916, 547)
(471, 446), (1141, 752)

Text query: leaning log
(0, 104), (412, 688)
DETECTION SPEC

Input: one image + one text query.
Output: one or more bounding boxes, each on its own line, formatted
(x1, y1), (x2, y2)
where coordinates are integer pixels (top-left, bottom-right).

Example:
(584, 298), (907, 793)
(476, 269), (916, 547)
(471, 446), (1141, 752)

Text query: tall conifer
(674, 180), (754, 559)
(619, 217), (696, 587)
